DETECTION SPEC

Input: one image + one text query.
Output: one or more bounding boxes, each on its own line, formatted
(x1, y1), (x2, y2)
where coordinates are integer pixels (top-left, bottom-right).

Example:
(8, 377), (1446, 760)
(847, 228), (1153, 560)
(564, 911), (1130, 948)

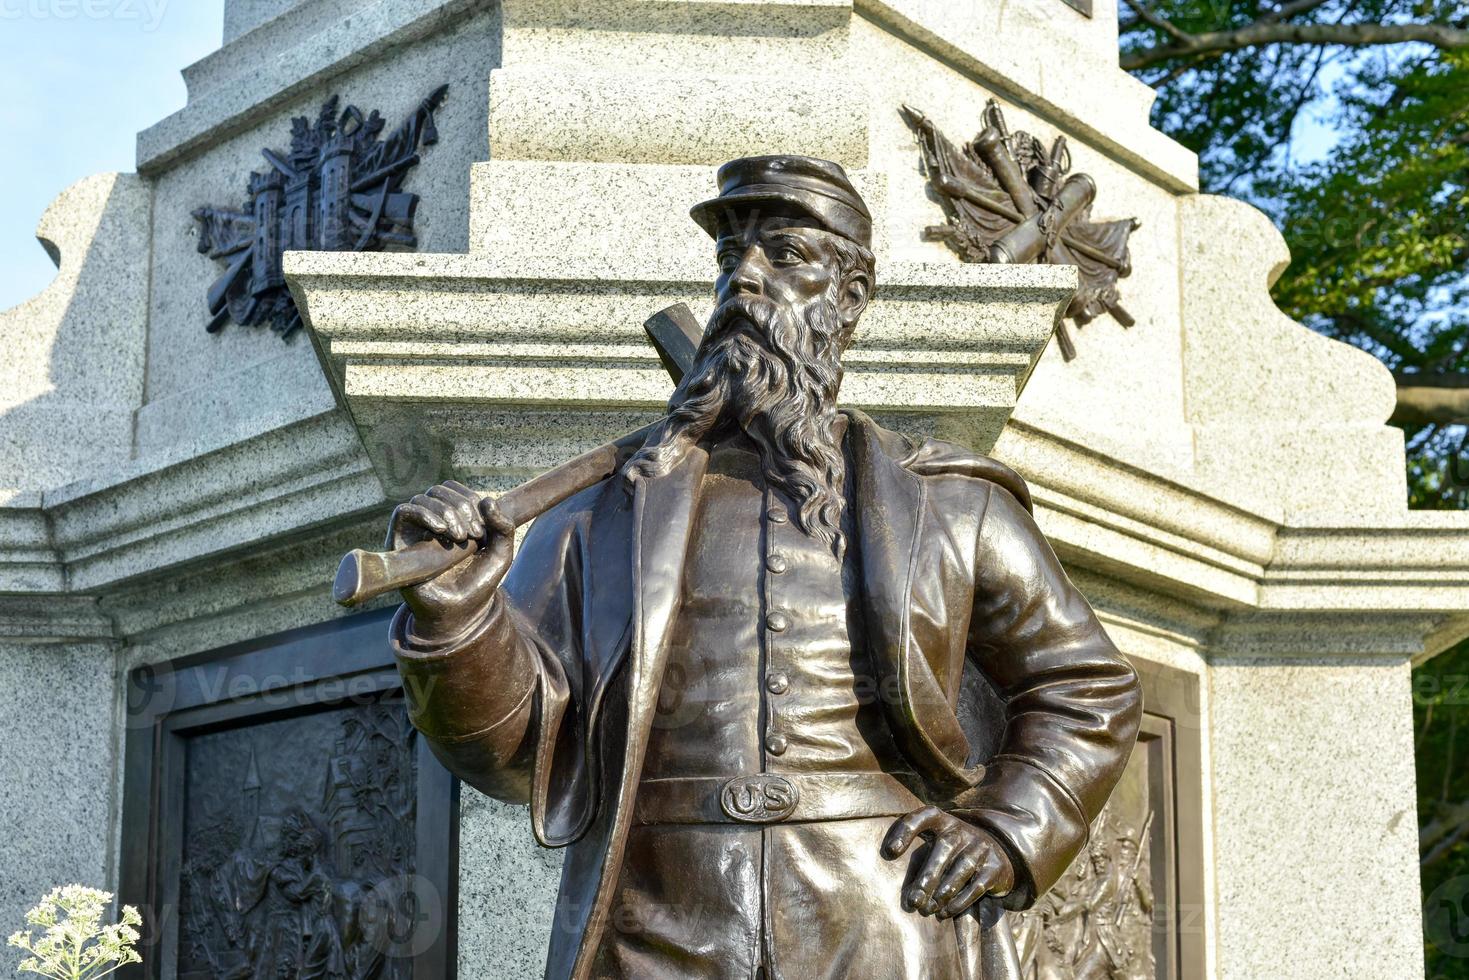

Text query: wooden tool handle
(333, 301), (703, 609)
(333, 425), (651, 607)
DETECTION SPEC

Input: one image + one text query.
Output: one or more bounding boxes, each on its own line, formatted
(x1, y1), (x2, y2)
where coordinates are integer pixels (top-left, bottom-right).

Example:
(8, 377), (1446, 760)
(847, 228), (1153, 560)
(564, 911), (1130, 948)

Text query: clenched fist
(388, 480), (515, 641)
(882, 806), (1016, 919)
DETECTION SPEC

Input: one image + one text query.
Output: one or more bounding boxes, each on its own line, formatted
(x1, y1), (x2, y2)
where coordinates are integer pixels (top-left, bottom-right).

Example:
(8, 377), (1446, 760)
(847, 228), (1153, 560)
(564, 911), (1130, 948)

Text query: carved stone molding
(287, 252), (1075, 487)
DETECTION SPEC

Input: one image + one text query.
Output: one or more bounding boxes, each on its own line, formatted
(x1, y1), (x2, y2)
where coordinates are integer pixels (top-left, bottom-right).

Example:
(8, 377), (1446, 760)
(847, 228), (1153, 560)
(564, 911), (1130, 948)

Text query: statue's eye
(774, 246), (803, 265)
(718, 251), (740, 273)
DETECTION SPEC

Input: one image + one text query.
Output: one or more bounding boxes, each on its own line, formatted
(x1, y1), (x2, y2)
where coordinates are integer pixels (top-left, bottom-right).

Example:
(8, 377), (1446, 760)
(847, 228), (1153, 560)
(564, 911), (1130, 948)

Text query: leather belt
(635, 771), (927, 826)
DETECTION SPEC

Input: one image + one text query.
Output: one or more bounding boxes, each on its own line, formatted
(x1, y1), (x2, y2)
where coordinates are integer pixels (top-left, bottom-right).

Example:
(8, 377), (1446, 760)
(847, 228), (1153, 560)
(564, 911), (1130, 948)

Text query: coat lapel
(534, 480), (636, 849)
(569, 445), (708, 980)
(579, 446), (708, 722)
(584, 482), (636, 701)
(848, 411), (978, 791)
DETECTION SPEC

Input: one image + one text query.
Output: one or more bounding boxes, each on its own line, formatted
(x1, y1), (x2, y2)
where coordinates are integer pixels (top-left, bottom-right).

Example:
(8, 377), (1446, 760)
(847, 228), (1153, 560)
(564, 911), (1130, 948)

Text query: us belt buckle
(720, 774), (799, 823)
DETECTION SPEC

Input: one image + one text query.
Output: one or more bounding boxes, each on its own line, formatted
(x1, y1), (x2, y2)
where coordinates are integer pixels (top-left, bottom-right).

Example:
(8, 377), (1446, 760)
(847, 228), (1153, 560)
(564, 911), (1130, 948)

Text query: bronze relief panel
(1013, 659), (1205, 979)
(177, 699), (418, 979)
(121, 610), (457, 980)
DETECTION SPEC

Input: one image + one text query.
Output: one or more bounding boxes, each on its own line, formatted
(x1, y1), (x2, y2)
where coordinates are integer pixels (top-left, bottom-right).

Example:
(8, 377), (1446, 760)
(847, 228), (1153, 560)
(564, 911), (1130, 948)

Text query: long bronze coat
(391, 410), (1142, 980)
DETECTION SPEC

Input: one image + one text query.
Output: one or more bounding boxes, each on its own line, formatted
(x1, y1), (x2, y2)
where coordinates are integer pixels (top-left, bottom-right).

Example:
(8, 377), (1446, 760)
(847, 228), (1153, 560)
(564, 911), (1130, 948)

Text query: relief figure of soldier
(384, 156), (1143, 979)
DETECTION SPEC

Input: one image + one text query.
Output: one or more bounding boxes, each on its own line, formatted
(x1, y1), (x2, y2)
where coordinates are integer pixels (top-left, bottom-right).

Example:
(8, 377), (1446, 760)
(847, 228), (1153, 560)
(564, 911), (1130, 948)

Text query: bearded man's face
(623, 208), (874, 550)
(712, 212), (861, 349)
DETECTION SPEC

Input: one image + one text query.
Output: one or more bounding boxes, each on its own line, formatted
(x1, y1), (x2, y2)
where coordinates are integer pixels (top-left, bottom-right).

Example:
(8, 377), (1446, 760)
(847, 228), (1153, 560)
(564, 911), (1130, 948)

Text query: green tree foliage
(1124, 0), (1469, 504)
(1121, 2), (1469, 972)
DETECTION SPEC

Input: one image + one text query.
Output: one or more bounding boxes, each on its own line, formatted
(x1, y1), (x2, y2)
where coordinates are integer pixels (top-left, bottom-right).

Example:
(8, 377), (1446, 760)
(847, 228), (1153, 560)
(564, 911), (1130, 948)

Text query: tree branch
(1394, 372), (1469, 390)
(1123, 22), (1469, 71)
(1262, 0), (1335, 24)
(1119, 0), (1194, 43)
(1422, 801), (1469, 853)
(1393, 389), (1469, 426)
(1424, 818), (1469, 869)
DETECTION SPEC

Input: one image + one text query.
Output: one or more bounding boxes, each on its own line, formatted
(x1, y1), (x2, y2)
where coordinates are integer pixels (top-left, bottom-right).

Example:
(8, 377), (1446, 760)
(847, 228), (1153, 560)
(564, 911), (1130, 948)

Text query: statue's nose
(728, 253), (767, 297)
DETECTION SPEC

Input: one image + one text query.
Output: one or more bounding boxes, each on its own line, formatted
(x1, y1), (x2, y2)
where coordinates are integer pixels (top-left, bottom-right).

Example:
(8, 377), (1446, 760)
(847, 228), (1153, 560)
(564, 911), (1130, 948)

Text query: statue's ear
(838, 267), (871, 334)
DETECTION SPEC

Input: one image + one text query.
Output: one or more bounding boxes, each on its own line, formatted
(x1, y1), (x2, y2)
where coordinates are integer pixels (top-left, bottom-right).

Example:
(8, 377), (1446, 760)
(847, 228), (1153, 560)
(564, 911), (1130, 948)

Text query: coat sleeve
(953, 483), (1143, 910)
(389, 507), (579, 818)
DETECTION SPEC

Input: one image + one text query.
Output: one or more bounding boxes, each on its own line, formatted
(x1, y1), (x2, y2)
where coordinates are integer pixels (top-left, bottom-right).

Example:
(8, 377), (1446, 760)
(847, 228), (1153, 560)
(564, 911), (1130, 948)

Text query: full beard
(622, 288), (849, 552)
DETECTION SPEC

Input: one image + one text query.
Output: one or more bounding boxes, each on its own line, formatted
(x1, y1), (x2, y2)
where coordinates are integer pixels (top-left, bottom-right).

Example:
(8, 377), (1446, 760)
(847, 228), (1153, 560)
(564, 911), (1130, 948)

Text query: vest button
(766, 554), (789, 574)
(765, 733), (789, 755)
(766, 672), (790, 695)
(766, 611), (790, 633)
(768, 508), (789, 525)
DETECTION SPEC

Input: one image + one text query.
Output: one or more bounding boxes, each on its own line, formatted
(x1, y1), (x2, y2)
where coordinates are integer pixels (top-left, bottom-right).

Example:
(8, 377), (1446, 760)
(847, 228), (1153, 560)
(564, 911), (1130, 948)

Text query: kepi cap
(690, 155), (872, 249)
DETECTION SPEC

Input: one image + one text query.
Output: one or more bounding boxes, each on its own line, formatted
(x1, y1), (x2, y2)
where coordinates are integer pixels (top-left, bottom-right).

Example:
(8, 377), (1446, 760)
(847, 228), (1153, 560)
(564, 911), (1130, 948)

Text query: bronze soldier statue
(382, 156), (1143, 979)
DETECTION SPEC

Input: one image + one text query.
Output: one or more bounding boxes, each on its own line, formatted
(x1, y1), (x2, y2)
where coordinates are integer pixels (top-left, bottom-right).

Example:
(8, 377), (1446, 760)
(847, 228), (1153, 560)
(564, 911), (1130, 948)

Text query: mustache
(700, 295), (779, 352)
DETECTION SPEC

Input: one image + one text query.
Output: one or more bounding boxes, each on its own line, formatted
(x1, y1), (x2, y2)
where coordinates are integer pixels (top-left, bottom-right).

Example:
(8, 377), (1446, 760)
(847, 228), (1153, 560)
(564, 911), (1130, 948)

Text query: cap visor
(689, 188), (828, 240)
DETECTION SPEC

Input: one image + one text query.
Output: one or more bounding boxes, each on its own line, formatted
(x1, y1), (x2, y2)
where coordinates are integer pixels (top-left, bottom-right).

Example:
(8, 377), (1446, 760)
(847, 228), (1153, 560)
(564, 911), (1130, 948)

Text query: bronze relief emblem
(193, 85), (448, 340)
(903, 100), (1140, 360)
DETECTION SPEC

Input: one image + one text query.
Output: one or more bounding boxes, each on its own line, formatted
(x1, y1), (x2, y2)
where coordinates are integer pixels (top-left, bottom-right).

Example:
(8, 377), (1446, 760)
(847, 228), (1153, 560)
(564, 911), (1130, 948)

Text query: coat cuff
(389, 596), (538, 743)
(951, 755), (1090, 911)
(394, 593), (501, 657)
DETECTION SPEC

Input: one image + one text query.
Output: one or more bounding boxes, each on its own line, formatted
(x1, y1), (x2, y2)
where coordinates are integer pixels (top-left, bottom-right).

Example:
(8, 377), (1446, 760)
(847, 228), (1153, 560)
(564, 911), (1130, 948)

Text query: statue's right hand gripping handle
(333, 302), (703, 609)
(333, 426), (652, 607)
(334, 536), (482, 609)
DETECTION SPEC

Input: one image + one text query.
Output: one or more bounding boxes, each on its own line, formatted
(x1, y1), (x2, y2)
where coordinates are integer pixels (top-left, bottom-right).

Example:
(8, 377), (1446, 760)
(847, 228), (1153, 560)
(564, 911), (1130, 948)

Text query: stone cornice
(136, 0), (491, 175)
(0, 410), (387, 615)
(997, 418), (1276, 606)
(288, 251), (1075, 486)
(0, 596), (114, 645)
(101, 517), (395, 664)
(998, 419), (1469, 659)
(0, 502), (65, 594)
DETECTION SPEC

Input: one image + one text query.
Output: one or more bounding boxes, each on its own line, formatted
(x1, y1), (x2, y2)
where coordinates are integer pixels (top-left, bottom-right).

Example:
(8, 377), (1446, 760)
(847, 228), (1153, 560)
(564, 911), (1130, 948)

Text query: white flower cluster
(7, 886), (142, 980)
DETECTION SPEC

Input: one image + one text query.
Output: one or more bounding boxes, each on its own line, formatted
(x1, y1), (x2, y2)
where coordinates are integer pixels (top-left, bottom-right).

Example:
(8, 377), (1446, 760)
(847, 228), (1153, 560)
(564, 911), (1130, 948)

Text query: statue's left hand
(882, 806), (1016, 919)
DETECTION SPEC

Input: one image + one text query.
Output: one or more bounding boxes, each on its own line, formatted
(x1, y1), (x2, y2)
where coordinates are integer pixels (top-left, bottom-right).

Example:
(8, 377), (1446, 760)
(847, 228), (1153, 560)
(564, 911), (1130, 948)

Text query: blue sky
(0, 0), (223, 311)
